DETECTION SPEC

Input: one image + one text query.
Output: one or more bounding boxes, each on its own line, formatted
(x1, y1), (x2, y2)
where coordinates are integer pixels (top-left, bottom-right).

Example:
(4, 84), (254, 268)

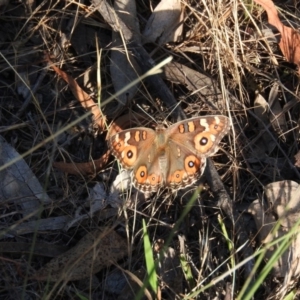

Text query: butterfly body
(108, 116), (230, 196)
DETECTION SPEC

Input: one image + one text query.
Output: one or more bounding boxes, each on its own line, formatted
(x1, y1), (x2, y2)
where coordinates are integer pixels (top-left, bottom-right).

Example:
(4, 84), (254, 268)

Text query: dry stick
(163, 62), (228, 110)
(90, 0), (185, 121)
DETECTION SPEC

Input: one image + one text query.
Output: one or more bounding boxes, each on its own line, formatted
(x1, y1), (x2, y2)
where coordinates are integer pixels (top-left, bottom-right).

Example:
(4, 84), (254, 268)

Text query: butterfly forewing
(109, 127), (156, 169)
(167, 115), (230, 157)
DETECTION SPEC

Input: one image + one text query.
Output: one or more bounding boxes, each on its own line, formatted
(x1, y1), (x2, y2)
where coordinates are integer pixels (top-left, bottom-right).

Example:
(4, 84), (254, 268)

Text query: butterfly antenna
(137, 104), (158, 125)
(163, 99), (183, 123)
(138, 99), (184, 125)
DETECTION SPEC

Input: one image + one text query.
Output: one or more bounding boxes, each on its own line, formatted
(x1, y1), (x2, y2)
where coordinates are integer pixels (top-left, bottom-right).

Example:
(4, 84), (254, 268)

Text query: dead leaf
(32, 228), (128, 281)
(248, 180), (300, 277)
(64, 183), (120, 231)
(110, 0), (141, 109)
(53, 150), (111, 176)
(0, 135), (51, 219)
(254, 0), (300, 68)
(45, 54), (106, 131)
(0, 215), (72, 239)
(254, 92), (269, 116)
(143, 0), (183, 44)
(163, 62), (237, 110)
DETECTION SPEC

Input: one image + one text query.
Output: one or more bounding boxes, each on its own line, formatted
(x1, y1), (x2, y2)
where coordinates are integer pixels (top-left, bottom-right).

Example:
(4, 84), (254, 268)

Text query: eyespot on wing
(147, 173), (162, 186)
(121, 145), (138, 167)
(134, 165), (148, 184)
(194, 132), (214, 153)
(168, 170), (187, 184)
(184, 155), (200, 175)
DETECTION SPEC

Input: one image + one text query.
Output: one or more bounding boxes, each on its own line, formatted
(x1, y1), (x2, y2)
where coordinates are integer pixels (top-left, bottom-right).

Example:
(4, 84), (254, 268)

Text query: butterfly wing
(165, 115), (230, 190)
(108, 127), (165, 194)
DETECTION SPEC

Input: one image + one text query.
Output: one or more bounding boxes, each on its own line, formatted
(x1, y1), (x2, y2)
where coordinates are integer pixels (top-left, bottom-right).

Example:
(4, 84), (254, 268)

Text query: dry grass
(1, 0), (300, 299)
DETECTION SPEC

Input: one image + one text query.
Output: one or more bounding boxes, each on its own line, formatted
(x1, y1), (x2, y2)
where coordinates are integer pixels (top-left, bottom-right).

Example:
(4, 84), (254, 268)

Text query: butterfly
(108, 116), (230, 196)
